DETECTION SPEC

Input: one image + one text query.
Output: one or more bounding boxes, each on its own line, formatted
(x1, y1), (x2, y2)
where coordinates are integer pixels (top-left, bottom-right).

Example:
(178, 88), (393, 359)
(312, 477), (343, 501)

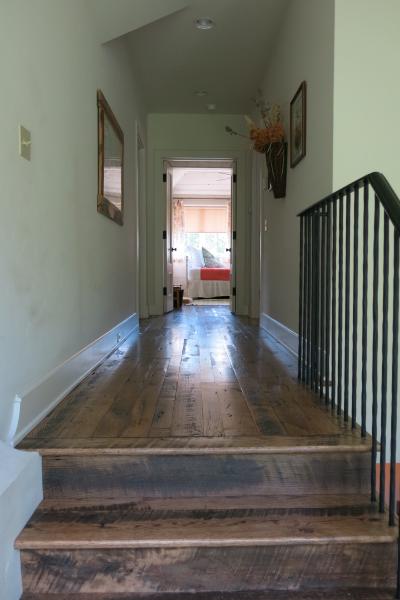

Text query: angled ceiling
(125, 0), (289, 114)
(89, 0), (192, 44)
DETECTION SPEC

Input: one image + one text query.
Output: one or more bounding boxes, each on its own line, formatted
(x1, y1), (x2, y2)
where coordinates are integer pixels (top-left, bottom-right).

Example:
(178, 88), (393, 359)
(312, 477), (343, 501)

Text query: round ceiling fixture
(195, 17), (214, 30)
(194, 90), (208, 97)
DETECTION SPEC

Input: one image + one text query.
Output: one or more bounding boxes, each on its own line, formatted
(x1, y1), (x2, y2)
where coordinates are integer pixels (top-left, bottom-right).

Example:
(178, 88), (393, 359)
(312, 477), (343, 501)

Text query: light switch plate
(19, 125), (31, 161)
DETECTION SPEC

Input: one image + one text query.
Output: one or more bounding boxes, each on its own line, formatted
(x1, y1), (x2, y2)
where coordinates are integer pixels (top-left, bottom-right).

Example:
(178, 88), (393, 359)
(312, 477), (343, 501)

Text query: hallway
(16, 309), (396, 597)
(20, 307), (358, 451)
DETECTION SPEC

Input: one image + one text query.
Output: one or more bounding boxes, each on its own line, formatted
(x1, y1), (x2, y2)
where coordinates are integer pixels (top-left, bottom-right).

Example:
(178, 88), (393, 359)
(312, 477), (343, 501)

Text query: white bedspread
(187, 268), (230, 299)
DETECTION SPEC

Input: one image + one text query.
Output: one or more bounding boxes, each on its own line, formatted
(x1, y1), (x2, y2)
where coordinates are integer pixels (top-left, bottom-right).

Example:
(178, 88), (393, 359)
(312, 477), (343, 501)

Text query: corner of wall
(0, 443), (43, 600)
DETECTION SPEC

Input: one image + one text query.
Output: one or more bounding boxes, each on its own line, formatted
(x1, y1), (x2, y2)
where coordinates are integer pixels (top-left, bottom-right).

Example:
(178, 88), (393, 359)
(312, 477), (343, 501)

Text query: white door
(163, 164), (174, 313)
(230, 169), (237, 313)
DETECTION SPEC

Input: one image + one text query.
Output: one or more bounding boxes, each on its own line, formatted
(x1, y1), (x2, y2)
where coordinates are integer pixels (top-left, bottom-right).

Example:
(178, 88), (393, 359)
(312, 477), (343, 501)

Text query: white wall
(332, 0), (400, 460)
(0, 444), (42, 600)
(146, 113), (254, 316)
(0, 4), (147, 595)
(333, 0), (400, 195)
(0, 0), (147, 443)
(257, 0), (335, 333)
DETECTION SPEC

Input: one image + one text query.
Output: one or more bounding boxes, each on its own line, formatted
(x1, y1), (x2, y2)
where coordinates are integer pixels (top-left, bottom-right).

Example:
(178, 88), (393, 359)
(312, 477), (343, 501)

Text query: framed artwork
(290, 81), (306, 168)
(97, 89), (124, 225)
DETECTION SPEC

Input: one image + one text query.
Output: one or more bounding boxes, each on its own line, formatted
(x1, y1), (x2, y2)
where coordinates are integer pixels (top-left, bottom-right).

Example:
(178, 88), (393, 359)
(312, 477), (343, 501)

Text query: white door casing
(163, 163), (174, 313)
(230, 168), (237, 314)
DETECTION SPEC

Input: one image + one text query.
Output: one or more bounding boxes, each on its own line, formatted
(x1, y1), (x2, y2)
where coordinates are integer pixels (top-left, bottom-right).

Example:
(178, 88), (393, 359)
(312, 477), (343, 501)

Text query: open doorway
(163, 161), (236, 312)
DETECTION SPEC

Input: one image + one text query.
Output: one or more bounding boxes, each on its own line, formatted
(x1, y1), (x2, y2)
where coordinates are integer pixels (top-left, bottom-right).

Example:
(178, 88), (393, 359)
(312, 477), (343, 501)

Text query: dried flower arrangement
(225, 90), (287, 198)
(225, 90), (285, 153)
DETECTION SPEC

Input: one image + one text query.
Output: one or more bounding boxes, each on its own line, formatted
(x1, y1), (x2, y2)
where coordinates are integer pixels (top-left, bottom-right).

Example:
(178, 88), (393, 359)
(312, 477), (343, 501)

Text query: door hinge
(163, 286), (167, 296)
(232, 287), (236, 297)
(162, 230), (167, 239)
(233, 173), (237, 184)
(163, 173), (167, 183)
(233, 230), (237, 240)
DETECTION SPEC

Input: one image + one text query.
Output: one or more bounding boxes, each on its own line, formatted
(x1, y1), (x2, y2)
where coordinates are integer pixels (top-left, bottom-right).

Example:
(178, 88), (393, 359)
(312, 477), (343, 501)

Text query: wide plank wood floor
(20, 591), (397, 600)
(20, 307), (357, 450)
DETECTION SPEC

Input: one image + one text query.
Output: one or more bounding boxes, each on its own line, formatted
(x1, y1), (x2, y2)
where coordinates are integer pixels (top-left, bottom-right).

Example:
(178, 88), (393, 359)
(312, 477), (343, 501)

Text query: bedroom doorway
(163, 160), (236, 312)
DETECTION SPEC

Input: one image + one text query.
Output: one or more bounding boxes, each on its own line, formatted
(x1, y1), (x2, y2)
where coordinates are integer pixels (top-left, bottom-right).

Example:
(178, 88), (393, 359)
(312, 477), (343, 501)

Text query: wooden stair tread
(20, 589), (397, 599)
(18, 433), (372, 454)
(16, 506), (396, 550)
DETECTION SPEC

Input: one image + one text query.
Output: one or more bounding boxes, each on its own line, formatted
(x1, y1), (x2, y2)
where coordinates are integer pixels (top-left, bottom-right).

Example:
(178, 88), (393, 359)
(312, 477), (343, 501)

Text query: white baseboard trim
(260, 313), (298, 357)
(11, 313), (139, 446)
(148, 304), (163, 317)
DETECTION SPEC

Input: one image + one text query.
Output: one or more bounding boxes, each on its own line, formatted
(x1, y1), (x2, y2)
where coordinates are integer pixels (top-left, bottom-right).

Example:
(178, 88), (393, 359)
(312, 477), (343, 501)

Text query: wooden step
(19, 543), (397, 594)
(39, 448), (371, 501)
(20, 590), (397, 599)
(18, 433), (371, 454)
(17, 502), (396, 594)
(17, 503), (395, 550)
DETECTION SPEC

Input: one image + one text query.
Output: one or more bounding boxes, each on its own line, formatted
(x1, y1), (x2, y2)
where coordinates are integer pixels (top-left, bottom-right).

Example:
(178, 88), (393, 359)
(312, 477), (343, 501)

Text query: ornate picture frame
(97, 90), (124, 225)
(290, 81), (307, 168)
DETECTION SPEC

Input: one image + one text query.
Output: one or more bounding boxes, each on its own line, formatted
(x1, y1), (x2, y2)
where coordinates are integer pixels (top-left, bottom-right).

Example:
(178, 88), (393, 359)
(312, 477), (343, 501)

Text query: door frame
(136, 122), (147, 318)
(148, 148), (250, 317)
(163, 158), (237, 314)
(163, 161), (174, 313)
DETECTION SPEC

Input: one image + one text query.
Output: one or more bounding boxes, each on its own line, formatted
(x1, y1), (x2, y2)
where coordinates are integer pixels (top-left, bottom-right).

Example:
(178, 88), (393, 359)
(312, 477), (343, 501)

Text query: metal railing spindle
(389, 227), (399, 526)
(371, 196), (380, 502)
(379, 212), (389, 513)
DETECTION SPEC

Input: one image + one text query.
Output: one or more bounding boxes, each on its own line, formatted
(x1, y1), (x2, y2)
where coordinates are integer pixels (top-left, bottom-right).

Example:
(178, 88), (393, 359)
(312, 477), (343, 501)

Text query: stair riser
(42, 452), (371, 500)
(18, 592), (400, 600)
(21, 542), (396, 594)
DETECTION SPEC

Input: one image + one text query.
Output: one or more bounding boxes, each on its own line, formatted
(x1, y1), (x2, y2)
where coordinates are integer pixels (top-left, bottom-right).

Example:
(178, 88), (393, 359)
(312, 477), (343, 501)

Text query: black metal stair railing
(297, 172), (400, 597)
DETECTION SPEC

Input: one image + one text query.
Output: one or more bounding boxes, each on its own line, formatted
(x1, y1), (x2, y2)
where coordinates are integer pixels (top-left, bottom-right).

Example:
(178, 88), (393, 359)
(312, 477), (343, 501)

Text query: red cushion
(200, 268), (230, 281)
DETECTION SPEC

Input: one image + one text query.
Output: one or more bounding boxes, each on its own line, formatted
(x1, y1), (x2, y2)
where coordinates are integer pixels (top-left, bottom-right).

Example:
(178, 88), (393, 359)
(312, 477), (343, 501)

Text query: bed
(186, 248), (231, 299)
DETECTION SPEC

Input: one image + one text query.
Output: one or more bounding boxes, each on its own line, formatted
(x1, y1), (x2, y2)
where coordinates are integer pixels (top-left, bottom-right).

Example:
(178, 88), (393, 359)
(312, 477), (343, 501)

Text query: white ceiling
(125, 0), (289, 114)
(89, 0), (192, 43)
(173, 168), (232, 197)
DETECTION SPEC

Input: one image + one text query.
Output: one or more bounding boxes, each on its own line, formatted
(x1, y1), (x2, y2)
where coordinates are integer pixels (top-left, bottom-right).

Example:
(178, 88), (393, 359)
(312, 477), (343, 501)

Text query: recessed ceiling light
(206, 103), (216, 111)
(195, 90), (208, 97)
(195, 17), (214, 30)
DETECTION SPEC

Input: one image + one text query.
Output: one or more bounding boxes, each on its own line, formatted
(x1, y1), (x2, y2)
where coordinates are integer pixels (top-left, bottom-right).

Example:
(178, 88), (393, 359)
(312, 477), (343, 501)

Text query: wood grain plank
(171, 378), (203, 437)
(20, 590), (398, 600)
(20, 543), (397, 593)
(17, 510), (396, 550)
(40, 452), (370, 500)
(38, 493), (377, 514)
(18, 434), (372, 454)
(19, 306), (364, 447)
(201, 385), (224, 437)
(218, 386), (260, 436)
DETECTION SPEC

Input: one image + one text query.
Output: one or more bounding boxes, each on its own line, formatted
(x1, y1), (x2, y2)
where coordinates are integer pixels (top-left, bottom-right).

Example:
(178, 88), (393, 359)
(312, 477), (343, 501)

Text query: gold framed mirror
(97, 90), (124, 225)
